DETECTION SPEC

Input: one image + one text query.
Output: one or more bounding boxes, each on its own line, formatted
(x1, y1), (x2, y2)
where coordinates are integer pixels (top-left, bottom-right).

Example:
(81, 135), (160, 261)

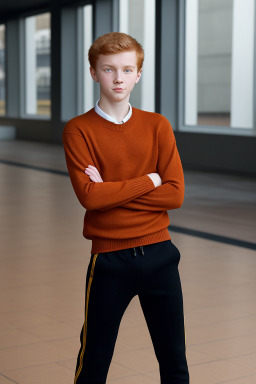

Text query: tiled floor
(0, 140), (256, 384)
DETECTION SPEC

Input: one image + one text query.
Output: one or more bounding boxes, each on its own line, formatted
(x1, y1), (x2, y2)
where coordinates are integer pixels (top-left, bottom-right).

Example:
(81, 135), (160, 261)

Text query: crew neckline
(89, 106), (137, 132)
(95, 99), (132, 124)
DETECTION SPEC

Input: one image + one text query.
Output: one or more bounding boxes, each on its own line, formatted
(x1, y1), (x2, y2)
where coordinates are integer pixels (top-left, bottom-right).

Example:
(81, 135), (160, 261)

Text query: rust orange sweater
(62, 106), (185, 254)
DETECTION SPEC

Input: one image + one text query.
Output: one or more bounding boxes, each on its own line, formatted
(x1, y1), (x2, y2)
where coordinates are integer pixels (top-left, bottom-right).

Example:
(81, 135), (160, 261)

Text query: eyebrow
(101, 64), (136, 69)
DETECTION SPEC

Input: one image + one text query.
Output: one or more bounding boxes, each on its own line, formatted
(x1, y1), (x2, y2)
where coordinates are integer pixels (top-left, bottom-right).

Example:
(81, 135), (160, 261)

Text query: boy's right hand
(147, 173), (162, 187)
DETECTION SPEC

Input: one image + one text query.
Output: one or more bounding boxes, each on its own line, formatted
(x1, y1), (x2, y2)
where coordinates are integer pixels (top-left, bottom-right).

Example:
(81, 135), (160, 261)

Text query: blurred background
(0, 1), (256, 384)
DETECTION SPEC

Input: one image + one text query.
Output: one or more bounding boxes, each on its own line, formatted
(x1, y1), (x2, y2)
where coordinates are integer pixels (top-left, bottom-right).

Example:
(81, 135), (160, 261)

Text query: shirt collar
(94, 99), (132, 124)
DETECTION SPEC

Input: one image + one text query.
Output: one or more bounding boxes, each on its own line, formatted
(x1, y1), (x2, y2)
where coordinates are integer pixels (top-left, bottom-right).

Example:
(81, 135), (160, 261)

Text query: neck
(98, 96), (130, 122)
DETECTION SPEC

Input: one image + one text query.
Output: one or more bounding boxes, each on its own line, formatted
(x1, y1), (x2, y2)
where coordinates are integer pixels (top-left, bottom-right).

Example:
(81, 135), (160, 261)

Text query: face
(90, 50), (143, 103)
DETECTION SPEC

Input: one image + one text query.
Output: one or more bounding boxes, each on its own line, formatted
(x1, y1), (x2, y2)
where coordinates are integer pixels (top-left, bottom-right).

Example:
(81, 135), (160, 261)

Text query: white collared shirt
(94, 99), (132, 124)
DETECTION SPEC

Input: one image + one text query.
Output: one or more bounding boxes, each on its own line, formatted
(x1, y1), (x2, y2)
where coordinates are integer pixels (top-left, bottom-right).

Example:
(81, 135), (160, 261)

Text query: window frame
(177, 0), (256, 136)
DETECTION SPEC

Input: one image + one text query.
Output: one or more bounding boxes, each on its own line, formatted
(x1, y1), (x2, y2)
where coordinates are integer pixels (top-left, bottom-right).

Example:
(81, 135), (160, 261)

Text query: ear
(135, 68), (143, 84)
(89, 66), (99, 82)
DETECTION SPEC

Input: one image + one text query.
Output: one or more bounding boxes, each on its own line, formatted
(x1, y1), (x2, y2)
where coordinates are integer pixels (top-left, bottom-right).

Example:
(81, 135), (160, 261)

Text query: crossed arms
(62, 118), (184, 213)
(84, 165), (183, 212)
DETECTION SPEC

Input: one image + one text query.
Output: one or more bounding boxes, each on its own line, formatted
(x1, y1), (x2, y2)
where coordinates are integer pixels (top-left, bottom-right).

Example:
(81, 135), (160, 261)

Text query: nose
(114, 70), (123, 83)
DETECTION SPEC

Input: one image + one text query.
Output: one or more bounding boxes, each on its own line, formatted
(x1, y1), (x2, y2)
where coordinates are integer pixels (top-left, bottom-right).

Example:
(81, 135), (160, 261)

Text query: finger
(85, 170), (101, 182)
(87, 165), (101, 178)
(86, 167), (99, 179)
(85, 170), (94, 179)
(86, 165), (97, 172)
(85, 168), (95, 175)
(85, 167), (103, 182)
(89, 175), (97, 182)
(85, 165), (95, 171)
(90, 174), (101, 182)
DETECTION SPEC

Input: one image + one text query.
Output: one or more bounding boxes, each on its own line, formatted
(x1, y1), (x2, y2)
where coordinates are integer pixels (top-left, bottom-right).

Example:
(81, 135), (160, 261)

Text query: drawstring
(133, 246), (144, 257)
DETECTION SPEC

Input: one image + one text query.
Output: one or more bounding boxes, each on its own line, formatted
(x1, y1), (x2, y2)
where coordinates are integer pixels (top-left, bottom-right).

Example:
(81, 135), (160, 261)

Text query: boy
(62, 32), (189, 384)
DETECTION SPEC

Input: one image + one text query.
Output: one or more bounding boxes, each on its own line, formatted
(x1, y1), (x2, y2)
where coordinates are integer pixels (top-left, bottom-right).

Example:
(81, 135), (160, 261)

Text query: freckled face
(89, 50), (143, 103)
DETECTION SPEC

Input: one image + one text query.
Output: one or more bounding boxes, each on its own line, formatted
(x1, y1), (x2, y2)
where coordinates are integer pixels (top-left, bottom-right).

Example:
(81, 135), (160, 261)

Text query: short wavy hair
(88, 32), (144, 72)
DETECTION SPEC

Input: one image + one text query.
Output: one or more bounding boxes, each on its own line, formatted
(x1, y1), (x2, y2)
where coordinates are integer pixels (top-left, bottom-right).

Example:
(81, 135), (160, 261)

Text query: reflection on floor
(0, 140), (256, 384)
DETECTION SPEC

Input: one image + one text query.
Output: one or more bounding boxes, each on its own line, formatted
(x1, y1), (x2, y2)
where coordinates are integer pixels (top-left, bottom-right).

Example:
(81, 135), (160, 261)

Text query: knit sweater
(62, 106), (185, 254)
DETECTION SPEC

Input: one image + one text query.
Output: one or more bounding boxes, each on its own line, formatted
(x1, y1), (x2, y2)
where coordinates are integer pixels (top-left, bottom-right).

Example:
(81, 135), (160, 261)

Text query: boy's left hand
(85, 165), (103, 182)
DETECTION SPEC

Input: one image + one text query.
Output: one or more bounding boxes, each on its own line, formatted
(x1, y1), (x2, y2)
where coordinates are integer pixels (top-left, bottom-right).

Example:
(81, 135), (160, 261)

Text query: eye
(105, 69), (111, 72)
(125, 69), (131, 73)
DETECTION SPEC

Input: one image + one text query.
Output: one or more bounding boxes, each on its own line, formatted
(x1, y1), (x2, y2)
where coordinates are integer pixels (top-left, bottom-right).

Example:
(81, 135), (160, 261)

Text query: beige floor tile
(188, 359), (255, 384)
(0, 328), (41, 349)
(0, 310), (57, 329)
(2, 363), (73, 384)
(118, 323), (154, 349)
(19, 321), (78, 341)
(111, 373), (158, 383)
(107, 360), (146, 381)
(0, 374), (19, 384)
(55, 358), (77, 372)
(0, 342), (73, 371)
(227, 353), (256, 373)
(51, 337), (80, 357)
(216, 376), (256, 384)
(187, 316), (256, 345)
(112, 348), (159, 375)
(191, 336), (256, 361)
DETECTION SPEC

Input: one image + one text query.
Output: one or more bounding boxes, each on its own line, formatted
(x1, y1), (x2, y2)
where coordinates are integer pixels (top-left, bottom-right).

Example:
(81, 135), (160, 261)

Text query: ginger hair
(88, 32), (144, 72)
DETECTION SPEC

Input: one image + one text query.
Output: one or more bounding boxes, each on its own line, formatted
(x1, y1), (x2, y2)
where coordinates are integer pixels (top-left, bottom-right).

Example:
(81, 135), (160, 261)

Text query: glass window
(119, 0), (156, 112)
(82, 4), (94, 112)
(0, 24), (5, 115)
(25, 12), (51, 116)
(184, 0), (255, 129)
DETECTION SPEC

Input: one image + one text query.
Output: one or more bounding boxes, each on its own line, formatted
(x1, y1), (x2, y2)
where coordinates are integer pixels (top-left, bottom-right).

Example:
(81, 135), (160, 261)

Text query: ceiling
(0, 0), (91, 21)
(0, 1), (50, 17)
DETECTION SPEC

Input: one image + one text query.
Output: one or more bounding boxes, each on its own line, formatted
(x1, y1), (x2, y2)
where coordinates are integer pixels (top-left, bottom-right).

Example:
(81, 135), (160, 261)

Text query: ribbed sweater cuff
(128, 174), (155, 197)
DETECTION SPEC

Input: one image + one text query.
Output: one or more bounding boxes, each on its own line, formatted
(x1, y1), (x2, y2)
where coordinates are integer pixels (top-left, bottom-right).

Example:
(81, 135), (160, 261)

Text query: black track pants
(74, 239), (189, 384)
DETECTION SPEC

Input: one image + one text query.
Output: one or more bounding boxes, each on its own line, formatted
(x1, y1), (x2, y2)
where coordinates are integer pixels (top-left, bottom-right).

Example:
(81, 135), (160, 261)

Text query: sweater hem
(89, 227), (171, 254)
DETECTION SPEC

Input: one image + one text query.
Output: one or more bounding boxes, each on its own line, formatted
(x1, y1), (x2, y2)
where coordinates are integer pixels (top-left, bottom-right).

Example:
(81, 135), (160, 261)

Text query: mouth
(113, 88), (124, 91)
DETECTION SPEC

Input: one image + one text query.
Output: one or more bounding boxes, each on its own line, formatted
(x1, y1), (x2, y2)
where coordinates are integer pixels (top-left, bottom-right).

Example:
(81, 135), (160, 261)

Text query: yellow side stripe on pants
(74, 253), (99, 384)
